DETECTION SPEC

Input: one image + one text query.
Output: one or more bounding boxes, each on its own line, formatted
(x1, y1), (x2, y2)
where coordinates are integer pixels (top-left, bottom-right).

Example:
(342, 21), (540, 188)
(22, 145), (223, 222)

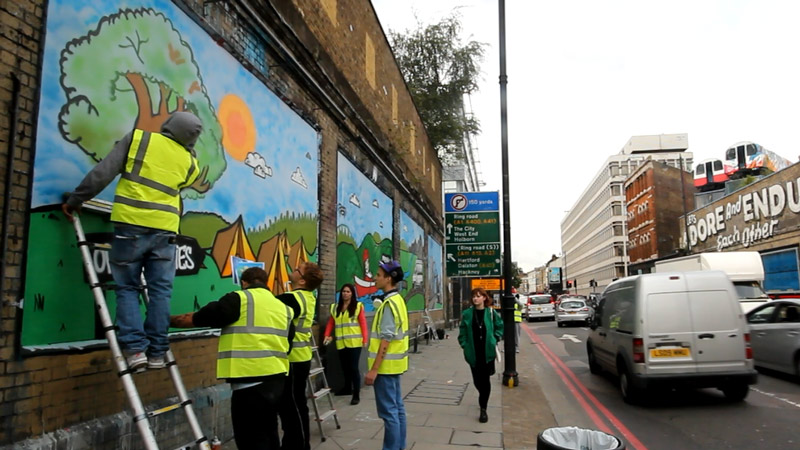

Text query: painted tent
(22, 0), (319, 346)
(336, 153), (393, 312)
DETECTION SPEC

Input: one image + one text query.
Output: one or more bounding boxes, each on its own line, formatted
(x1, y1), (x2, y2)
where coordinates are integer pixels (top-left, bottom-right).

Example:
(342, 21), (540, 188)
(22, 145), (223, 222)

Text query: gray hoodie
(66, 112), (202, 208)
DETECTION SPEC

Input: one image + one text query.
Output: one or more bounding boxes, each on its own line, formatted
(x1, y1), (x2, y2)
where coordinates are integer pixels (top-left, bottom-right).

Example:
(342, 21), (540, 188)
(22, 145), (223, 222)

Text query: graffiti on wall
(399, 210), (425, 310)
(427, 236), (443, 310)
(680, 163), (800, 253)
(23, 0), (319, 347)
(336, 153), (393, 312)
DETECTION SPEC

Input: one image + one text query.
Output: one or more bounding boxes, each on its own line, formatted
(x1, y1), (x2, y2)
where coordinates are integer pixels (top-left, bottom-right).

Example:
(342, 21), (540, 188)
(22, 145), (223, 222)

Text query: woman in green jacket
(458, 287), (504, 423)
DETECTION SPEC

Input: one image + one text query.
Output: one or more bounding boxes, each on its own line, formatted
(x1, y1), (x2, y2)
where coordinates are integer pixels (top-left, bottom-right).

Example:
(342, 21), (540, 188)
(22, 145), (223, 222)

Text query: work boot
(351, 392), (360, 405)
(479, 408), (488, 423)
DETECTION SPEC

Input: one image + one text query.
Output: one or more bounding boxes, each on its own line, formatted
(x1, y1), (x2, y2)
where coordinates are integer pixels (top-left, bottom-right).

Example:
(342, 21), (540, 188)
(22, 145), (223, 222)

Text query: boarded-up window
(391, 84), (398, 124)
(365, 34), (376, 89)
(408, 123), (416, 154)
(321, 0), (337, 25)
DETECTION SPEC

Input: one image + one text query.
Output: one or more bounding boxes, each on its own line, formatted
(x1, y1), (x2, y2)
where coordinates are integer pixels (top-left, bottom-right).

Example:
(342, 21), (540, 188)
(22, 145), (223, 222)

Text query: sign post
(444, 192), (501, 277)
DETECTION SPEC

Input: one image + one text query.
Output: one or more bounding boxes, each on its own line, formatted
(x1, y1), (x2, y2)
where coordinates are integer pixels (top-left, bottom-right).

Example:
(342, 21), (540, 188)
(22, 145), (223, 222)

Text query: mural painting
(399, 210), (425, 310)
(336, 153), (393, 312)
(23, 0), (319, 347)
(427, 236), (444, 310)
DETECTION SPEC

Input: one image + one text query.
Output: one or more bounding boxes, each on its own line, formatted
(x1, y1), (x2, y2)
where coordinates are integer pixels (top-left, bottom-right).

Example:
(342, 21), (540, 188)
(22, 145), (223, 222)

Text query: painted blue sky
(400, 210), (424, 249)
(337, 152), (392, 243)
(34, 0), (318, 228)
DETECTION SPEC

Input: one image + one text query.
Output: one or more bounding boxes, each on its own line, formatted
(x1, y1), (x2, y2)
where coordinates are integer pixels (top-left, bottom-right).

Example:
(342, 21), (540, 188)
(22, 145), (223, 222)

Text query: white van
(586, 271), (757, 404)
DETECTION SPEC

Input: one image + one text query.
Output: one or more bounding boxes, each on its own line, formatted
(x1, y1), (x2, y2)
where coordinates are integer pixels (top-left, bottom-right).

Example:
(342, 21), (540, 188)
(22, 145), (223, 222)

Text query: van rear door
(645, 292), (697, 375)
(687, 289), (748, 374)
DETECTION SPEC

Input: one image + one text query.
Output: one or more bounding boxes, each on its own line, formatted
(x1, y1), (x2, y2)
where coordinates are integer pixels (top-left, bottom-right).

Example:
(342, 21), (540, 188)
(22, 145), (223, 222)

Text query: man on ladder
(62, 111), (201, 370)
(276, 262), (323, 450)
(170, 267), (294, 450)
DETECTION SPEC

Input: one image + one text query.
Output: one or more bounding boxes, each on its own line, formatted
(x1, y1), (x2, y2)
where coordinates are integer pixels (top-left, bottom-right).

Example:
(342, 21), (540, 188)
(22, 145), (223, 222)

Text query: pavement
(224, 327), (559, 449)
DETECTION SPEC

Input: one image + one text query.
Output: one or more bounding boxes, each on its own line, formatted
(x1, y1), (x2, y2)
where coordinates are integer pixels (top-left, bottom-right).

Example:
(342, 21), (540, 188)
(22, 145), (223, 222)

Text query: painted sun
(218, 94), (256, 161)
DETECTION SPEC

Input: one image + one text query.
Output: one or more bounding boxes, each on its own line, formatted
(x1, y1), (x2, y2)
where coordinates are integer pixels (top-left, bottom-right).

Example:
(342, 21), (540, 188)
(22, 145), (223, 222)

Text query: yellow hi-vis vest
(367, 292), (408, 375)
(514, 303), (522, 323)
(217, 288), (293, 379)
(288, 290), (316, 363)
(331, 302), (364, 350)
(111, 129), (200, 233)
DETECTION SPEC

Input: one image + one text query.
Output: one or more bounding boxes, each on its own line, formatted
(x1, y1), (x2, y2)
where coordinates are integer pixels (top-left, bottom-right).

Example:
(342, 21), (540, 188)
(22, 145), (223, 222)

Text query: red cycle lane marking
(523, 328), (615, 435)
(525, 326), (649, 450)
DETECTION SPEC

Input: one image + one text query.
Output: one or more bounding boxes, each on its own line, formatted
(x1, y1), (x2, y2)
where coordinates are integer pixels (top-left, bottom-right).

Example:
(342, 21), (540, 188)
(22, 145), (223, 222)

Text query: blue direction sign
(444, 192), (501, 277)
(445, 192), (500, 213)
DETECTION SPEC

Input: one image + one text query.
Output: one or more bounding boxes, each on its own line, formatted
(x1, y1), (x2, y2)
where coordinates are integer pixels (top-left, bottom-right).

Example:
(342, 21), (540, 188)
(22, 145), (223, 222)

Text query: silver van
(586, 271), (757, 404)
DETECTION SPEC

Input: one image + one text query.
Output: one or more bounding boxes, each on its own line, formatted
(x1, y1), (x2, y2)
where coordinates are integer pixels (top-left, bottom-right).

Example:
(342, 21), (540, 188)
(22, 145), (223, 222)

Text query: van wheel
(618, 365), (641, 404)
(557, 322), (564, 328)
(721, 382), (749, 402)
(587, 345), (602, 375)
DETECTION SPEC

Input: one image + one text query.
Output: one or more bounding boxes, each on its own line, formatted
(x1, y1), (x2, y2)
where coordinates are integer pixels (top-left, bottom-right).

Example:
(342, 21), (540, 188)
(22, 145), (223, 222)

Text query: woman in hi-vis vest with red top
(324, 283), (368, 405)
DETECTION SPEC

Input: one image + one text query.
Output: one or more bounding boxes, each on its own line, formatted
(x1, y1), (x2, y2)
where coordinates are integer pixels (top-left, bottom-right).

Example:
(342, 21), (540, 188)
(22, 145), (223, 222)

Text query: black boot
(479, 408), (488, 423)
(351, 391), (360, 405)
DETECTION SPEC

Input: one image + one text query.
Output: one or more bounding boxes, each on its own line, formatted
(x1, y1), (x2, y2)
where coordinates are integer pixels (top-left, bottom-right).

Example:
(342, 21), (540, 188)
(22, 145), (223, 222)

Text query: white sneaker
(126, 352), (147, 370)
(147, 355), (167, 369)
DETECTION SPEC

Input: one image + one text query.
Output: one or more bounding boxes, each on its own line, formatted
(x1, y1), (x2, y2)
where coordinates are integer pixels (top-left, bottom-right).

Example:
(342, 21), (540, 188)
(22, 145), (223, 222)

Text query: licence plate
(536, 307), (541, 311)
(650, 348), (690, 358)
(568, 311), (576, 314)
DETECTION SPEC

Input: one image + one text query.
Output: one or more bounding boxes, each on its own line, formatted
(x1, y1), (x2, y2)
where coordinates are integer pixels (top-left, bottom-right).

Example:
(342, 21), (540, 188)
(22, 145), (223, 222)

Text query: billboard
(548, 267), (562, 284)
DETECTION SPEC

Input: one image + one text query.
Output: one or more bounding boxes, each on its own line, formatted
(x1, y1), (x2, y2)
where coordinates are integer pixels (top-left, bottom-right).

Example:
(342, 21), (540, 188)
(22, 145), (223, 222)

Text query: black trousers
(470, 359), (495, 410)
(230, 376), (285, 450)
(338, 347), (362, 395)
(278, 360), (312, 450)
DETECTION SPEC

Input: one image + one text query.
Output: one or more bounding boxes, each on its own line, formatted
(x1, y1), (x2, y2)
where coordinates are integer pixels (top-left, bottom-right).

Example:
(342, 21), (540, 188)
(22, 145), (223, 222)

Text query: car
(526, 294), (555, 321)
(746, 299), (800, 376)
(555, 298), (592, 327)
(586, 271), (757, 404)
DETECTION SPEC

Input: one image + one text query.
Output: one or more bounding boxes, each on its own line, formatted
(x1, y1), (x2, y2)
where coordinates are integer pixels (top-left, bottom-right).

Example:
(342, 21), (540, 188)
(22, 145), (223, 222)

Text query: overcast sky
(371, 0), (800, 273)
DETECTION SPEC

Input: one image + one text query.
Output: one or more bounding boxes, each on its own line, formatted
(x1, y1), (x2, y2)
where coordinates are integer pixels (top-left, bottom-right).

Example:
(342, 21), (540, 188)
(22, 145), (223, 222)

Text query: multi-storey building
(625, 160), (696, 274)
(561, 134), (693, 295)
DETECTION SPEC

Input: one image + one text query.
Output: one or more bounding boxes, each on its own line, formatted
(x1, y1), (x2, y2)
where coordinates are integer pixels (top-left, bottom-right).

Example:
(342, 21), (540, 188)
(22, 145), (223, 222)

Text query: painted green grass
(247, 211), (318, 254)
(180, 212), (229, 248)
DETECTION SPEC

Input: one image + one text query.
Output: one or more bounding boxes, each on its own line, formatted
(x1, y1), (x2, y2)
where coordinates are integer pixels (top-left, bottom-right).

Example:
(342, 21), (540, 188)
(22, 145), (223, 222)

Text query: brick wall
(1, 0), (445, 446)
(1, 0), (45, 444)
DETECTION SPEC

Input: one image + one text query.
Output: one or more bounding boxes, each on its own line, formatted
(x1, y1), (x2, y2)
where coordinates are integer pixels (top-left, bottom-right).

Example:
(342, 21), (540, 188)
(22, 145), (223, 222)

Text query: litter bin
(537, 426), (625, 450)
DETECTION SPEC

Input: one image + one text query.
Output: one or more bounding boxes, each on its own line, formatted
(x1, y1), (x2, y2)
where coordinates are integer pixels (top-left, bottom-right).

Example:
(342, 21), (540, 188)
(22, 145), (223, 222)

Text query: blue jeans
(110, 223), (176, 356)
(374, 374), (406, 450)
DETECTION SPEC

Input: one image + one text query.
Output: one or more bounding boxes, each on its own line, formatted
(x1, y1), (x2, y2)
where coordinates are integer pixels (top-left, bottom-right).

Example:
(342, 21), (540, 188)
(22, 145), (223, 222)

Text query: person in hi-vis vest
(276, 262), (323, 450)
(62, 112), (201, 371)
(323, 283), (369, 405)
(365, 260), (408, 450)
(169, 267), (295, 450)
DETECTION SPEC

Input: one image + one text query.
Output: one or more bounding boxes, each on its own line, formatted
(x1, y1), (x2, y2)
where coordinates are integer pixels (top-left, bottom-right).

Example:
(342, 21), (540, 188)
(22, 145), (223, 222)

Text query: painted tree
(58, 8), (225, 196)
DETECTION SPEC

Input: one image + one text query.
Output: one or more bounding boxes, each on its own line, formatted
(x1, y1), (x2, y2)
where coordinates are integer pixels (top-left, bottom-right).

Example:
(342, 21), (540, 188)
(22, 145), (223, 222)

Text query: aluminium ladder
(422, 309), (438, 341)
(306, 333), (340, 442)
(70, 213), (211, 450)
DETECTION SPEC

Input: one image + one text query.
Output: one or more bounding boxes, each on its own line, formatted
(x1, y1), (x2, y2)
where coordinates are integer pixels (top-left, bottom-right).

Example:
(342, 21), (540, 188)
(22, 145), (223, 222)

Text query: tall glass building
(561, 134), (693, 295)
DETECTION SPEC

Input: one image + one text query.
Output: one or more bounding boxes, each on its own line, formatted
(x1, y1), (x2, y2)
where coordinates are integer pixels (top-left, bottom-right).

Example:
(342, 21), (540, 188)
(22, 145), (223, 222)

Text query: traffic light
(566, 281), (572, 288)
(574, 279), (578, 288)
